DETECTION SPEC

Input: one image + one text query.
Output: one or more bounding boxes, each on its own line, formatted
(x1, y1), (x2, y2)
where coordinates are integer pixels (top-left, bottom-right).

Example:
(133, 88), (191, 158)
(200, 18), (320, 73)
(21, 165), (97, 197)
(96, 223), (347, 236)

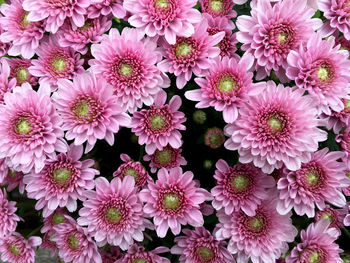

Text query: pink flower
(87, 0), (126, 19)
(215, 196), (297, 263)
(24, 144), (98, 217)
(204, 127), (225, 149)
(6, 58), (37, 87)
(336, 130), (350, 158)
(0, 18), (10, 57)
(0, 84), (67, 173)
(90, 28), (169, 113)
(315, 205), (347, 234)
(0, 158), (7, 184)
(23, 0), (90, 33)
(0, 59), (16, 104)
(115, 244), (170, 263)
(1, 169), (25, 194)
(131, 91), (186, 155)
(199, 0), (236, 22)
(320, 99), (350, 134)
(77, 176), (153, 250)
(224, 81), (327, 174)
(40, 231), (58, 258)
(41, 208), (69, 234)
(53, 72), (131, 153)
(211, 160), (275, 216)
(139, 167), (212, 238)
(0, 189), (21, 237)
(0, 0), (45, 59)
(171, 227), (234, 263)
(158, 20), (224, 89)
(277, 148), (349, 218)
(100, 247), (123, 263)
(236, 0), (322, 81)
(335, 35), (350, 57)
(124, 0), (201, 44)
(342, 158), (350, 196)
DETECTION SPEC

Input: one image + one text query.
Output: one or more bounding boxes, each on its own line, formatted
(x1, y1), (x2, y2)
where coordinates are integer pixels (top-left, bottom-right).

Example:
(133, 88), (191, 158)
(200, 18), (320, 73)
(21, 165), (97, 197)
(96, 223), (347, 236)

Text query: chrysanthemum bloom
(1, 169), (25, 194)
(0, 0), (45, 59)
(57, 17), (112, 55)
(22, 0), (90, 33)
(315, 205), (347, 234)
(204, 127), (225, 149)
(236, 0), (322, 81)
(158, 20), (224, 89)
(113, 154), (151, 188)
(215, 197), (297, 263)
(7, 58), (37, 87)
(320, 99), (350, 134)
(52, 216), (102, 263)
(0, 20), (10, 57)
(40, 231), (58, 258)
(115, 244), (170, 263)
(341, 158), (350, 195)
(0, 158), (7, 184)
(0, 232), (41, 263)
(344, 203), (350, 226)
(0, 59), (16, 104)
(100, 247), (123, 263)
(24, 144), (99, 217)
(132, 92), (186, 155)
(139, 167), (212, 238)
(199, 0), (236, 21)
(336, 130), (350, 158)
(171, 227), (234, 263)
(90, 28), (169, 113)
(53, 72), (131, 153)
(287, 34), (350, 115)
(0, 189), (21, 237)
(0, 84), (67, 173)
(124, 0), (201, 44)
(77, 176), (153, 250)
(336, 36), (350, 57)
(87, 0), (126, 19)
(211, 160), (275, 216)
(224, 81), (327, 174)
(285, 220), (343, 263)
(143, 144), (187, 173)
(41, 208), (69, 233)
(277, 148), (349, 218)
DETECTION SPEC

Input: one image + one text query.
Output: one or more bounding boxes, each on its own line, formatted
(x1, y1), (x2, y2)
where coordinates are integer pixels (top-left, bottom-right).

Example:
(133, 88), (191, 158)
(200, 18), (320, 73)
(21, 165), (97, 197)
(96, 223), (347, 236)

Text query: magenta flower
(0, 189), (21, 237)
(90, 28), (169, 113)
(215, 196), (297, 263)
(0, 59), (16, 104)
(124, 0), (201, 44)
(116, 244), (170, 263)
(24, 144), (98, 217)
(236, 0), (322, 81)
(0, 0), (45, 59)
(158, 20), (224, 89)
(88, 0), (126, 19)
(77, 176), (153, 250)
(171, 227), (234, 263)
(139, 167), (212, 238)
(199, 0), (236, 21)
(7, 58), (37, 87)
(53, 72), (131, 153)
(224, 81), (327, 174)
(131, 91), (186, 155)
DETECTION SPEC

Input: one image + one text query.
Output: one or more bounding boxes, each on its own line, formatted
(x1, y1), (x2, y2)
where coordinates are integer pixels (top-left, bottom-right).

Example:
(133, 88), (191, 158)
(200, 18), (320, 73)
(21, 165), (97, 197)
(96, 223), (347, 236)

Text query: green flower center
(155, 0), (168, 8)
(210, 0), (223, 11)
(208, 132), (223, 147)
(268, 117), (282, 132)
(106, 208), (122, 223)
(133, 259), (148, 263)
(347, 171), (350, 179)
(52, 58), (66, 71)
(124, 168), (139, 180)
(306, 171), (319, 185)
(218, 76), (236, 93)
(163, 194), (180, 210)
(197, 246), (214, 261)
(75, 100), (90, 117)
(53, 168), (71, 184)
(22, 12), (30, 26)
(309, 252), (321, 263)
(79, 20), (93, 31)
(230, 174), (248, 191)
(120, 63), (132, 76)
(16, 119), (31, 134)
(249, 217), (264, 230)
(278, 33), (288, 44)
(321, 213), (334, 223)
(68, 235), (79, 250)
(156, 150), (171, 164)
(52, 213), (66, 225)
(317, 67), (329, 82)
(345, 100), (350, 109)
(16, 68), (29, 83)
(176, 42), (193, 57)
(9, 244), (19, 255)
(8, 170), (17, 178)
(151, 115), (166, 129)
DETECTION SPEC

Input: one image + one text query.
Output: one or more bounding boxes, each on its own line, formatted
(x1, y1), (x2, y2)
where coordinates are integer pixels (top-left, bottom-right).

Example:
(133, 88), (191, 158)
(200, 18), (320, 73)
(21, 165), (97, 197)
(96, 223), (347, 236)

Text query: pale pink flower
(0, 189), (21, 237)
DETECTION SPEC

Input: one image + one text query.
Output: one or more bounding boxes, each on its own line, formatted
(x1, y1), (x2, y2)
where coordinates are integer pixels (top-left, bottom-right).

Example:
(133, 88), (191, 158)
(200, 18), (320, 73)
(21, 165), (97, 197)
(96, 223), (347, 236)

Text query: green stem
(27, 224), (43, 238)
(138, 145), (145, 162)
(342, 227), (350, 240)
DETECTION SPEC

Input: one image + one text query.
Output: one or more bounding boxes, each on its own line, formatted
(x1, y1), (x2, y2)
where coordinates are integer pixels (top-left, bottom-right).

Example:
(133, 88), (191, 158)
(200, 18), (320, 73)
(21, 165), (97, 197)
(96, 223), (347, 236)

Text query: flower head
(0, 169), (25, 194)
(116, 244), (170, 263)
(7, 58), (37, 87)
(0, 59), (16, 104)
(204, 127), (225, 149)
(199, 0), (236, 21)
(88, 0), (126, 19)
(0, 189), (21, 237)
(320, 98), (350, 134)
(41, 208), (69, 234)
(315, 205), (347, 233)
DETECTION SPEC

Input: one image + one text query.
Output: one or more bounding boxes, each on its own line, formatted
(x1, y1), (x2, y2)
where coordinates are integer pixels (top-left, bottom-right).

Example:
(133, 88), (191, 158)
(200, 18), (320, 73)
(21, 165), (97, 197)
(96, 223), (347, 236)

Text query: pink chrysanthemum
(0, 59), (16, 104)
(100, 247), (123, 263)
(0, 19), (10, 57)
(6, 58), (37, 87)
(24, 144), (98, 217)
(342, 158), (350, 196)
(57, 17), (112, 55)
(320, 99), (350, 134)
(53, 72), (131, 153)
(336, 130), (350, 158)
(22, 0), (90, 33)
(171, 227), (234, 263)
(124, 0), (201, 44)
(287, 34), (350, 115)
(90, 28), (169, 113)
(0, 189), (21, 237)
(113, 153), (151, 188)
(285, 220), (343, 263)
(40, 231), (58, 258)
(0, 0), (45, 59)
(211, 160), (275, 216)
(277, 148), (349, 218)
(87, 0), (126, 19)
(0, 84), (67, 173)
(204, 127), (225, 149)
(158, 20), (224, 89)
(143, 144), (187, 173)
(139, 167), (212, 238)
(41, 208), (68, 234)
(0, 232), (41, 263)
(131, 91), (186, 155)
(215, 196), (297, 263)
(236, 0), (322, 81)
(0, 158), (7, 184)
(77, 176), (153, 250)
(224, 81), (327, 174)
(315, 205), (347, 233)
(1, 169), (25, 194)
(116, 244), (170, 263)
(199, 0), (236, 21)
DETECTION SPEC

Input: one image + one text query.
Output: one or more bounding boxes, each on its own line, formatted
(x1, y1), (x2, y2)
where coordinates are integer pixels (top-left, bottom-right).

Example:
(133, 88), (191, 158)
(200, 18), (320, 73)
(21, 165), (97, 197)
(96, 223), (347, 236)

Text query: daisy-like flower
(41, 208), (68, 233)
(0, 59), (16, 104)
(143, 144), (187, 173)
(1, 169), (25, 194)
(336, 35), (350, 56)
(90, 28), (169, 113)
(236, 0), (322, 81)
(116, 244), (170, 263)
(0, 19), (10, 57)
(139, 167), (212, 238)
(131, 91), (186, 155)
(224, 81), (327, 174)
(211, 160), (275, 216)
(320, 98), (350, 134)
(277, 148), (349, 218)
(124, 0), (201, 44)
(204, 127), (225, 149)
(87, 0), (126, 19)
(0, 189), (21, 237)
(24, 144), (99, 217)
(171, 227), (234, 263)
(57, 17), (112, 55)
(0, 84), (67, 173)
(77, 176), (153, 250)
(0, 232), (41, 263)
(215, 196), (297, 263)
(22, 0), (90, 33)
(315, 205), (347, 233)
(7, 58), (37, 87)
(158, 20), (224, 89)
(0, 0), (45, 59)
(285, 220), (343, 263)
(199, 0), (236, 21)
(53, 72), (131, 153)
